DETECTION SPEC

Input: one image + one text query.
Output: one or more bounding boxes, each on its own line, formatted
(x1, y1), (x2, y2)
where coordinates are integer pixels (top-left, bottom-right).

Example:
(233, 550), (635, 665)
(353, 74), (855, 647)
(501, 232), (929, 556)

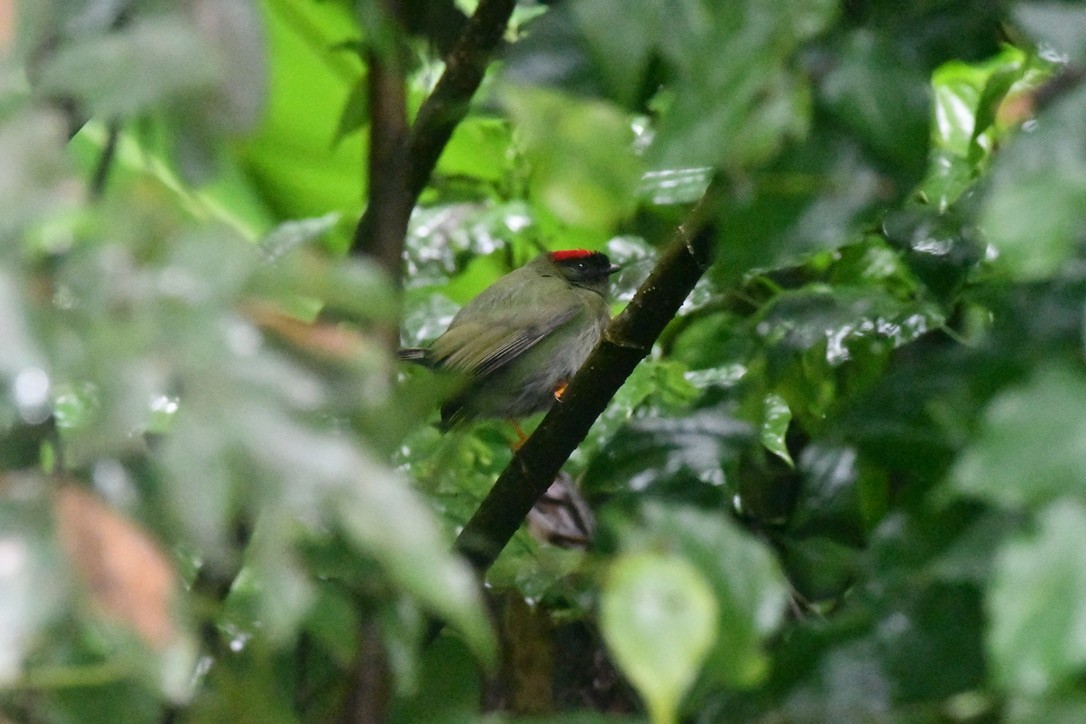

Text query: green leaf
(37, 14), (220, 119)
(760, 393), (794, 467)
(601, 553), (718, 724)
(881, 207), (985, 302)
(988, 500), (1086, 694)
(501, 85), (641, 231)
(712, 132), (889, 283)
(582, 408), (755, 497)
(649, 0), (835, 170)
(953, 362), (1086, 509)
(0, 485), (68, 685)
(754, 285), (944, 426)
(932, 60), (990, 158)
(389, 635), (481, 724)
(569, 0), (662, 107)
(626, 504), (790, 689)
(572, 358), (700, 473)
(818, 30), (931, 179)
(438, 117), (514, 183)
(980, 84), (1086, 279)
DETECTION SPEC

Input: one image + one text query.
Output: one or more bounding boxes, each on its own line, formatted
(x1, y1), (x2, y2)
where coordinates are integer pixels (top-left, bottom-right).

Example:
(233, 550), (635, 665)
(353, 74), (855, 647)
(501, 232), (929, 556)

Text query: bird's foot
(510, 419), (529, 450)
(553, 380), (568, 401)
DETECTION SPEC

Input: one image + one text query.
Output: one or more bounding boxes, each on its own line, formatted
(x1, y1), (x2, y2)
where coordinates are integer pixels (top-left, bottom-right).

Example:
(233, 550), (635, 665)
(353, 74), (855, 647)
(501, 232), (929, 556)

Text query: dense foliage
(3, 0), (1086, 721)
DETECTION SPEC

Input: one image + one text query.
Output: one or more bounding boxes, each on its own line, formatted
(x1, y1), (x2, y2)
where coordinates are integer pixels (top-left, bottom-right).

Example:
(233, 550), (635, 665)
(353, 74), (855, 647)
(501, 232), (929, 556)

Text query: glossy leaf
(582, 408), (755, 496)
(760, 393), (794, 467)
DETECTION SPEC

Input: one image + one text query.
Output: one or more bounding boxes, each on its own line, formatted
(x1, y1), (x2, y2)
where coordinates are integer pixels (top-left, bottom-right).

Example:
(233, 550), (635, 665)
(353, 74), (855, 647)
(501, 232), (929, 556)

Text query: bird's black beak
(606, 264), (622, 275)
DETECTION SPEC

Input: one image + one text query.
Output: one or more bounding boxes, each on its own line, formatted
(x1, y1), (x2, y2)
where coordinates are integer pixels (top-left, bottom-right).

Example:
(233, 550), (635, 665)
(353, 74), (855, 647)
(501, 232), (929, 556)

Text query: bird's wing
(429, 305), (580, 378)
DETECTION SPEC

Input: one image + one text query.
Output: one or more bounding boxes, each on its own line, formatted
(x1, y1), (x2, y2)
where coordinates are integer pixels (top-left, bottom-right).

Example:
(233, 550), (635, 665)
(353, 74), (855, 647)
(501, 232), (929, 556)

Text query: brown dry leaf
(0, 0), (12, 54)
(54, 484), (177, 648)
(243, 299), (372, 362)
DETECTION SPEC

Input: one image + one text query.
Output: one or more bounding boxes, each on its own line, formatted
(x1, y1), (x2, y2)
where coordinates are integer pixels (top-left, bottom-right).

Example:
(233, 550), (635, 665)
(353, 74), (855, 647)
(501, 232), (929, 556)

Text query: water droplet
(151, 395), (180, 415)
(93, 459), (135, 507)
(226, 319), (262, 357)
(229, 632), (250, 653)
(0, 538), (28, 578)
(12, 367), (50, 424)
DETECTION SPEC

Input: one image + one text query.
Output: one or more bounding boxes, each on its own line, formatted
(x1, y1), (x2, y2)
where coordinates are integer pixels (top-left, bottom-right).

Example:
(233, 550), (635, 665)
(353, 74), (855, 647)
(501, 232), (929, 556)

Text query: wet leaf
(582, 408), (755, 496)
(760, 393), (793, 467)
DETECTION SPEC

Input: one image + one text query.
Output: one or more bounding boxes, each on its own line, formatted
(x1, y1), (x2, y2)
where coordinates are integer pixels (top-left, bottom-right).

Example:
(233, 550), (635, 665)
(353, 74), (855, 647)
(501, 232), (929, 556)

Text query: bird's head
(545, 249), (621, 294)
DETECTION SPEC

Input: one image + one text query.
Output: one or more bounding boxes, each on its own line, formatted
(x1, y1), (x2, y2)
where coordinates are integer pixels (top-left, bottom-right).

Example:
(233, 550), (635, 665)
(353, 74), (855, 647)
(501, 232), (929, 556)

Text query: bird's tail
(396, 348), (431, 365)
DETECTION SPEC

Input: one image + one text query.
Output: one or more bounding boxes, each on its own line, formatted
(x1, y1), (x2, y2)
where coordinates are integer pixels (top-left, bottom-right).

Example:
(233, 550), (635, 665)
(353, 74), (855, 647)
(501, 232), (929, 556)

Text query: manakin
(400, 249), (619, 429)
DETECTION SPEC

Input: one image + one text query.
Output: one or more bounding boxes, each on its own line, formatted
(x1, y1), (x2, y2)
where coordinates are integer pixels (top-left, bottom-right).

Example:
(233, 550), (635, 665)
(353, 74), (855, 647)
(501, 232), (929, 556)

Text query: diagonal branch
(350, 0), (515, 261)
(452, 181), (725, 576)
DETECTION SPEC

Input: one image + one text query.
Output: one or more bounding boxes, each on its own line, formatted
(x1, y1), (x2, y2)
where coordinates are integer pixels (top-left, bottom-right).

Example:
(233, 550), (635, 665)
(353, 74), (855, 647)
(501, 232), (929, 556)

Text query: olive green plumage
(400, 250), (619, 429)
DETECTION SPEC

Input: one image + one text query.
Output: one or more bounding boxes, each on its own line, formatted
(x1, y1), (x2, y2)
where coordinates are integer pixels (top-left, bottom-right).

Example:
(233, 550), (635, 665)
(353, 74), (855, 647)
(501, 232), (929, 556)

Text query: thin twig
(90, 119), (122, 201)
(350, 0), (515, 259)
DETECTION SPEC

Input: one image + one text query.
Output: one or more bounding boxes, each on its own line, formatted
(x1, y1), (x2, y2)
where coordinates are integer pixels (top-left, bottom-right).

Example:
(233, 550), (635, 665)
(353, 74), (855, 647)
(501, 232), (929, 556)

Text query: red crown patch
(548, 249), (595, 262)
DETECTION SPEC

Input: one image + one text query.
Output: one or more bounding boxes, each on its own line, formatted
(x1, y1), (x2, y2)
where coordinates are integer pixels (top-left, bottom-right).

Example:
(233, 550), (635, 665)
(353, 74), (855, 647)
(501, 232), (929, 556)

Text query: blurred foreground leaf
(989, 500), (1086, 694)
(601, 553), (717, 724)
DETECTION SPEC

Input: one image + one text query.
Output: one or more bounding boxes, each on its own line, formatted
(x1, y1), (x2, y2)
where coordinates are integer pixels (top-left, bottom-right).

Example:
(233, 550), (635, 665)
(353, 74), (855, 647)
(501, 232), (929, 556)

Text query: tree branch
(350, 0), (515, 259)
(452, 181), (724, 575)
(359, 37), (410, 283)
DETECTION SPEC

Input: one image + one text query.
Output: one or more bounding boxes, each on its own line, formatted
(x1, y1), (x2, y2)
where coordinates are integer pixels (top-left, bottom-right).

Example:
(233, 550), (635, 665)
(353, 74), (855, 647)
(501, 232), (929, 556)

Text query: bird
(399, 249), (620, 431)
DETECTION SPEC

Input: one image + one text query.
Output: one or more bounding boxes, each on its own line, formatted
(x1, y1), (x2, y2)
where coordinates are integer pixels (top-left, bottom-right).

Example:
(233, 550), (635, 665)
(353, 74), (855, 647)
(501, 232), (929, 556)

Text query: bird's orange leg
(510, 381), (569, 451)
(510, 419), (529, 450)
